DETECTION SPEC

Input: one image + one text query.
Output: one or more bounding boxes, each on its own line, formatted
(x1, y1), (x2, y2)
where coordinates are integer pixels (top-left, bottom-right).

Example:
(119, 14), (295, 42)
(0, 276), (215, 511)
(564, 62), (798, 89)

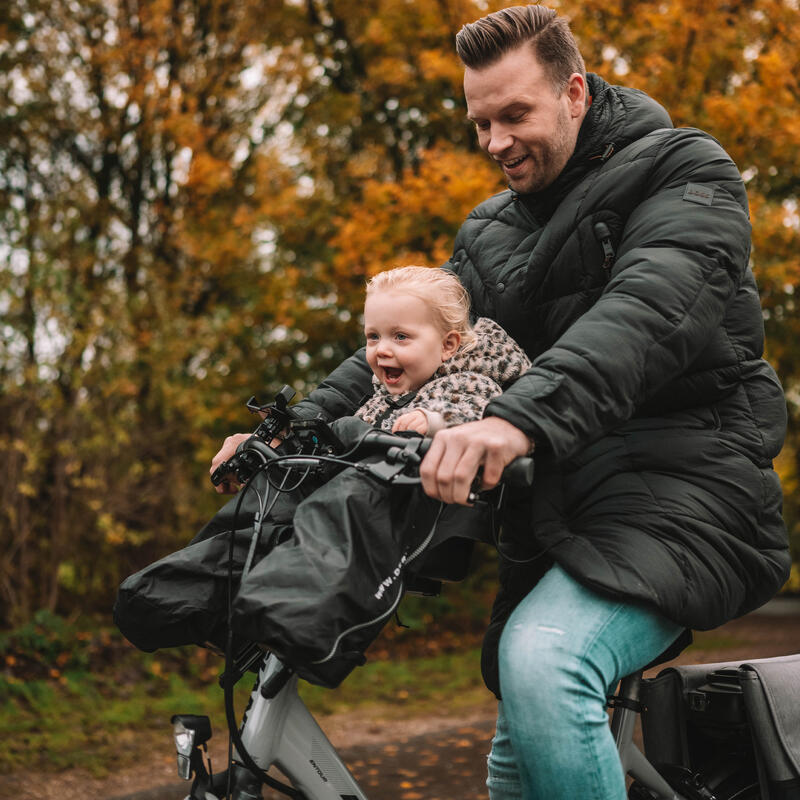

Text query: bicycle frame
(235, 652), (368, 800)
(174, 409), (694, 799)
(612, 671), (688, 800)
(169, 403), (777, 799)
(175, 655), (694, 800)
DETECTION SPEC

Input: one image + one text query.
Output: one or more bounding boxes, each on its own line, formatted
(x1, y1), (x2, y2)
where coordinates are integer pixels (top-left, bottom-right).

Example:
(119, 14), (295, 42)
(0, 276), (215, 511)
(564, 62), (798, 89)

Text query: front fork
(173, 652), (366, 800)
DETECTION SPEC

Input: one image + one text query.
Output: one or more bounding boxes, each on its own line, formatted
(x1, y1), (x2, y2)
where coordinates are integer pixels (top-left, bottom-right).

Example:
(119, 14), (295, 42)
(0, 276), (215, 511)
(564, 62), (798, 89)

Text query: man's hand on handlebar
(419, 417), (533, 505)
(210, 405), (290, 494)
(210, 433), (252, 494)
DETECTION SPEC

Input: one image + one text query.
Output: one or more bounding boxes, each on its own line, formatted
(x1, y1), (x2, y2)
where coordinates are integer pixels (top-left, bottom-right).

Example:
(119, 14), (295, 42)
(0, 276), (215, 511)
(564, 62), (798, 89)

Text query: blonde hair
(365, 266), (477, 352)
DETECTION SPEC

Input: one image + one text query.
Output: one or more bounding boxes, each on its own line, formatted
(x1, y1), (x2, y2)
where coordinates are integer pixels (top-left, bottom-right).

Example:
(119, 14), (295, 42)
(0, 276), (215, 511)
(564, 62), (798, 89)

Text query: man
(212, 6), (789, 798)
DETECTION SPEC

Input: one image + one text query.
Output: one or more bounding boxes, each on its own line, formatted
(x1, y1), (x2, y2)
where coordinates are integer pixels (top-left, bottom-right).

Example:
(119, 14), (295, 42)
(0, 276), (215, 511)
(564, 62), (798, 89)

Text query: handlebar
(210, 387), (535, 496)
(353, 429), (534, 489)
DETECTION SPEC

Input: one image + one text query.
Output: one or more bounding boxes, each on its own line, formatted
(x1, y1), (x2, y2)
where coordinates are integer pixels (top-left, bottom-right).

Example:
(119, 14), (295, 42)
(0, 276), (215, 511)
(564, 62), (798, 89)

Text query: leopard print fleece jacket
(355, 317), (532, 432)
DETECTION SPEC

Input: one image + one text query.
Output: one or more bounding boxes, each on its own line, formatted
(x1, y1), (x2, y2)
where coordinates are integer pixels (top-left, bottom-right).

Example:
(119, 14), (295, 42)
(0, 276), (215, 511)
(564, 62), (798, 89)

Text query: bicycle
(170, 390), (798, 800)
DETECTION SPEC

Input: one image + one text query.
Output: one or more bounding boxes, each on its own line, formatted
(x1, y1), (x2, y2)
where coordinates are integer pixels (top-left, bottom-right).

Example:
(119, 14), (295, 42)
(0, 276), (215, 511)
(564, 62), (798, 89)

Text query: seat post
(610, 669), (644, 747)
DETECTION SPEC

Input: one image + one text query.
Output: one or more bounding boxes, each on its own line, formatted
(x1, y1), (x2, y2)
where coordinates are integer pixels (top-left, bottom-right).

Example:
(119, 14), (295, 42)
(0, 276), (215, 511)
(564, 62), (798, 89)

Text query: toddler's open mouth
(383, 367), (403, 383)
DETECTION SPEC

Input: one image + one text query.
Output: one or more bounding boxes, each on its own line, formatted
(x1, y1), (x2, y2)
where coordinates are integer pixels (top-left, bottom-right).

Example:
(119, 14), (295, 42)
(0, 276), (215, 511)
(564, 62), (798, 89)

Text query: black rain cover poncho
(114, 418), (491, 687)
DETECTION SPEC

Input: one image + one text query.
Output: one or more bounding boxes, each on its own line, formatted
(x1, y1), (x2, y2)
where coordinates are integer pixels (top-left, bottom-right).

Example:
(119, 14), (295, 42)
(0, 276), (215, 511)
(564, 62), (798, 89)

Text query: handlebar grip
(240, 437), (280, 463)
(501, 456), (534, 488)
(210, 459), (236, 487)
(209, 437), (282, 487)
(358, 429), (534, 488)
(357, 430), (427, 454)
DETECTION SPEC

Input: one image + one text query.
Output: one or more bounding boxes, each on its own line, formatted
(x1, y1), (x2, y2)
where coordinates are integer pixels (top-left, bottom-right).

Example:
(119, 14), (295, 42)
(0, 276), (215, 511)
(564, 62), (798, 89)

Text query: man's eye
(475, 121), (490, 131)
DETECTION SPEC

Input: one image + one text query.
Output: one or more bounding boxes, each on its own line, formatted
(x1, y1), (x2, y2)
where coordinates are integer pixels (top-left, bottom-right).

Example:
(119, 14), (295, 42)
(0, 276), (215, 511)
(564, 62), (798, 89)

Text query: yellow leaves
(98, 513), (149, 547)
(330, 144), (503, 282)
(187, 152), (234, 196)
(369, 57), (415, 89)
(418, 49), (463, 87)
(364, 18), (391, 46)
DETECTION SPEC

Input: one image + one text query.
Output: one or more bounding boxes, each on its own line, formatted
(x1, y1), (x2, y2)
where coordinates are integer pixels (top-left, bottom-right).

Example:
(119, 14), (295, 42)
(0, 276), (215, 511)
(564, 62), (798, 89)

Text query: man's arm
(488, 130), (751, 461)
(292, 347), (374, 420)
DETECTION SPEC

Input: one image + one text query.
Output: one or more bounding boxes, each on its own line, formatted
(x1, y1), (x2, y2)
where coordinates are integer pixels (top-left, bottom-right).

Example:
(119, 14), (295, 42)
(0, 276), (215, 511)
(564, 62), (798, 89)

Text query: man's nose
(486, 124), (513, 156)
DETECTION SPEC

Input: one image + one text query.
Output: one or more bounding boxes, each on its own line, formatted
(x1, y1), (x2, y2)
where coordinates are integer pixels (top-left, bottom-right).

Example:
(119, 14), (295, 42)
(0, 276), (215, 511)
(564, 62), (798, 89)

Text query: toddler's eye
(395, 332), (408, 341)
(366, 332), (379, 342)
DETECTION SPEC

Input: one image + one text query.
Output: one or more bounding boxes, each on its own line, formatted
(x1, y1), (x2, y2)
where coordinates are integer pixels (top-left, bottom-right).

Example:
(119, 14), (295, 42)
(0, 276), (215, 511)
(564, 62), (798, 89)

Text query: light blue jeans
(487, 564), (683, 800)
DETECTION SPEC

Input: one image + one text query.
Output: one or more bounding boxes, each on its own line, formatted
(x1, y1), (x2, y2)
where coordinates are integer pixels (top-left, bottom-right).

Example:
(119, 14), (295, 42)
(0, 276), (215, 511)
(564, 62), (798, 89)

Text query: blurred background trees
(1, 0), (798, 627)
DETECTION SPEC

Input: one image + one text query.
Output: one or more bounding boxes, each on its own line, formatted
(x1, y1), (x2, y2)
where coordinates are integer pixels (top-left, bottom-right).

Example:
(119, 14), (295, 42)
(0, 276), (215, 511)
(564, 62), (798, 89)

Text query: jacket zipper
(593, 221), (616, 279)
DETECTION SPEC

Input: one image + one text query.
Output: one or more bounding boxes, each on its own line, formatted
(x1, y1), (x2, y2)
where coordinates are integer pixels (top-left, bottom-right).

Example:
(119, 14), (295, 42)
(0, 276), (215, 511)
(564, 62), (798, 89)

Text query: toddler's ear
(441, 330), (461, 361)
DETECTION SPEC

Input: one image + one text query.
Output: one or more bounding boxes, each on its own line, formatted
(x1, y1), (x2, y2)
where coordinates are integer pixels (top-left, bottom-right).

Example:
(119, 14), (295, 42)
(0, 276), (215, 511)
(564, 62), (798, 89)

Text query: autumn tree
(0, 0), (322, 623)
(1, 0), (798, 625)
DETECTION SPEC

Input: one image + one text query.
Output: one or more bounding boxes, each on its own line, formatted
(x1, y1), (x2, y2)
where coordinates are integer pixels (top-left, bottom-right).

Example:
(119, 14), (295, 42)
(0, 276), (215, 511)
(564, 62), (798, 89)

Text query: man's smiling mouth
(502, 155), (528, 169)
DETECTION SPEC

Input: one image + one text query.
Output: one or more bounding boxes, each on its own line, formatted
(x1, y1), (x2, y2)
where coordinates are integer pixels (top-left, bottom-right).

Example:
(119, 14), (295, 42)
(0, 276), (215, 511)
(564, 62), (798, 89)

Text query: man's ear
(441, 330), (462, 361)
(565, 72), (587, 117)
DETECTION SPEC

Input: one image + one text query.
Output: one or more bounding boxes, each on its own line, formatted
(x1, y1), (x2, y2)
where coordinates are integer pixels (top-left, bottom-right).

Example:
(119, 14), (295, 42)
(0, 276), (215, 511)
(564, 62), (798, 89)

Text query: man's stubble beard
(508, 104), (574, 195)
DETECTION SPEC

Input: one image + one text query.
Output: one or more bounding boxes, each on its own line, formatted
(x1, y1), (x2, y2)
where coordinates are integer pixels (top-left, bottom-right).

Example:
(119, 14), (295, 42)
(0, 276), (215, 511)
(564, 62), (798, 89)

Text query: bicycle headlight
(173, 719), (196, 779)
(171, 714), (212, 780)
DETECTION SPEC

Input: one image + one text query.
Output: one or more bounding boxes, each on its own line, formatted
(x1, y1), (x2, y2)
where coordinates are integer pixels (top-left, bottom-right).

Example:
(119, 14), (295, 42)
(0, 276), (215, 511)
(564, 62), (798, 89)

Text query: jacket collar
(517, 74), (673, 221)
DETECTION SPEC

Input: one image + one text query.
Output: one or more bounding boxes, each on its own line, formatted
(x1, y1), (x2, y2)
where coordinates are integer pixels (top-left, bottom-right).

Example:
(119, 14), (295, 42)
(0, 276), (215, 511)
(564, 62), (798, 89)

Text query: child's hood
(436, 317), (531, 385)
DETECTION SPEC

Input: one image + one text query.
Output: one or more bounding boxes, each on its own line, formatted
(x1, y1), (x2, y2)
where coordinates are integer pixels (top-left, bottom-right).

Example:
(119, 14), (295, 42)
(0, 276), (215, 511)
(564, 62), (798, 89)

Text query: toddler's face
(364, 292), (459, 395)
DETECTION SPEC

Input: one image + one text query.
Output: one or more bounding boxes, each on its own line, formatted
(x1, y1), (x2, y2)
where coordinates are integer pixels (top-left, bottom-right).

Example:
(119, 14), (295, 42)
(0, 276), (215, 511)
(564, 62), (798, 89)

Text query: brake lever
(355, 460), (411, 484)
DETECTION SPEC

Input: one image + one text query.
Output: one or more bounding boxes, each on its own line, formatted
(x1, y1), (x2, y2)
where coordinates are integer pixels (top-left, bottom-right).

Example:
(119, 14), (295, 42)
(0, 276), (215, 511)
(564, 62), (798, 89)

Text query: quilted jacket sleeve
(485, 129), (754, 461)
(293, 347), (374, 421)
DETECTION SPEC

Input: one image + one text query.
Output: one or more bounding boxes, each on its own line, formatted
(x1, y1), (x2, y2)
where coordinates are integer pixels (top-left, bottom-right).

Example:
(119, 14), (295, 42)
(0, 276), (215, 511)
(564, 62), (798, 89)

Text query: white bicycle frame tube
(237, 654), (368, 799)
(612, 672), (687, 800)
(235, 656), (691, 800)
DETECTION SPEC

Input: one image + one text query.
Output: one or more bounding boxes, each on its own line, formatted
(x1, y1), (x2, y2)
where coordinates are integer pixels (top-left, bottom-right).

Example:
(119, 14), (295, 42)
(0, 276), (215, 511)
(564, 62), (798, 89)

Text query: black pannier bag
(640, 653), (800, 800)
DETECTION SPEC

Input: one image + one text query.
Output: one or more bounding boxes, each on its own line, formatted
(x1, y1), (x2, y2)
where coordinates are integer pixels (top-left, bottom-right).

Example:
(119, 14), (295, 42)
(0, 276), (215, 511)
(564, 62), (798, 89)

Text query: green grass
(0, 666), (243, 776)
(0, 644), (488, 777)
(298, 647), (487, 716)
(0, 586), (767, 779)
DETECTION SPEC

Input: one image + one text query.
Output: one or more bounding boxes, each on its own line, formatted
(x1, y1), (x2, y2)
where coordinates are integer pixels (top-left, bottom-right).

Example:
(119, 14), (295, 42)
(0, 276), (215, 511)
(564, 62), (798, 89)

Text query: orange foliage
(3, 0), (799, 625)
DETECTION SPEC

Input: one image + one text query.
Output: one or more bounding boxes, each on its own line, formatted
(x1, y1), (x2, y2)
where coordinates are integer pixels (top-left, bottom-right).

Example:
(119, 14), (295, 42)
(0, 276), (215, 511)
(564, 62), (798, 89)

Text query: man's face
(464, 45), (587, 194)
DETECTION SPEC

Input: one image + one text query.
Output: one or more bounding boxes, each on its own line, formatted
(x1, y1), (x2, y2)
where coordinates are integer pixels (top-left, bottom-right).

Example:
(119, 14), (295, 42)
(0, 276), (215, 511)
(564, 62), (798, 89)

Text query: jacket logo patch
(683, 183), (715, 206)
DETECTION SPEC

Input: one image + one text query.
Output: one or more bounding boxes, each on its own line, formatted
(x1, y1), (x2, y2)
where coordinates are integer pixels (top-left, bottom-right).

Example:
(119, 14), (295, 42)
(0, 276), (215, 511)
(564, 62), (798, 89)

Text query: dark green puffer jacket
(297, 74), (789, 694)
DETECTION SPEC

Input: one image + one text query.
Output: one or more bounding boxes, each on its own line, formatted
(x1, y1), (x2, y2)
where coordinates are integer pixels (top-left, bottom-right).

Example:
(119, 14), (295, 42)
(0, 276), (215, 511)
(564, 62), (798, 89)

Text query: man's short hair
(455, 5), (586, 94)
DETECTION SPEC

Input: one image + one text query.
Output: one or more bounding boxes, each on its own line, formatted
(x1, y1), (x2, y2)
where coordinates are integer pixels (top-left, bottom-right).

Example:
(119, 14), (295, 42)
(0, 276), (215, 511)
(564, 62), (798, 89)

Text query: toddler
(356, 266), (531, 435)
